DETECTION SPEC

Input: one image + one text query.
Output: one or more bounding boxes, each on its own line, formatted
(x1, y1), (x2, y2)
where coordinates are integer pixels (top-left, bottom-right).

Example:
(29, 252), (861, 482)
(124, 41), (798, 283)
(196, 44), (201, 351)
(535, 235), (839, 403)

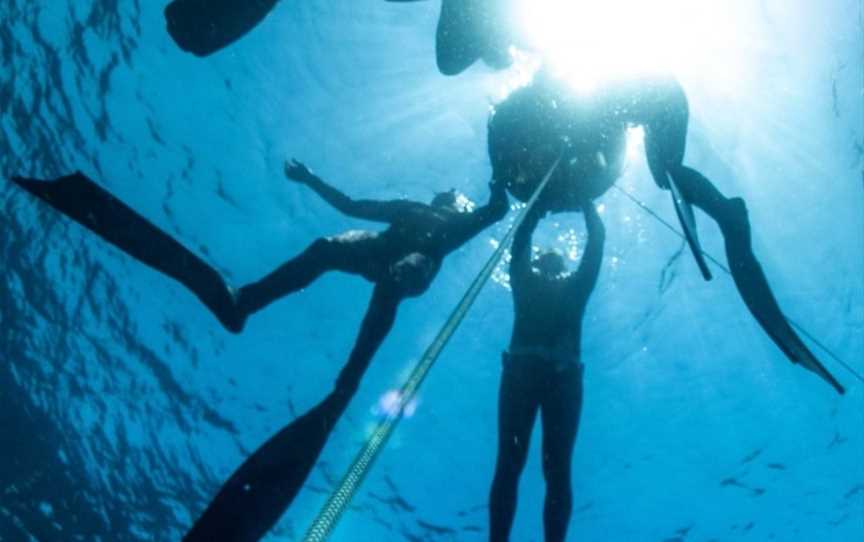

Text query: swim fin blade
(9, 172), (241, 332)
(762, 322), (846, 395)
(184, 392), (349, 542)
(794, 350), (845, 395)
(165, 0), (280, 57)
(667, 175), (713, 281)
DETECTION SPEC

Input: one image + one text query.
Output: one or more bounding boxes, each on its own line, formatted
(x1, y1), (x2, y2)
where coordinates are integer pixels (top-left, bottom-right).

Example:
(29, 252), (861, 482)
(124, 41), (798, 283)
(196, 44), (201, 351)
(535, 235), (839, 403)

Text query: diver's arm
(284, 160), (418, 223)
(443, 179), (509, 251)
(509, 205), (541, 290)
(569, 202), (605, 292)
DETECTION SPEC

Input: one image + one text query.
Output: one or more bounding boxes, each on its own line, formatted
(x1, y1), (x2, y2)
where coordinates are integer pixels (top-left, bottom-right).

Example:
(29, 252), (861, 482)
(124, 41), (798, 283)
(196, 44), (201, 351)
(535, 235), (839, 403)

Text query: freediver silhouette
(489, 200), (604, 542)
(182, 162), (508, 541)
(10, 161), (509, 541)
(164, 0), (513, 75)
(487, 76), (844, 394)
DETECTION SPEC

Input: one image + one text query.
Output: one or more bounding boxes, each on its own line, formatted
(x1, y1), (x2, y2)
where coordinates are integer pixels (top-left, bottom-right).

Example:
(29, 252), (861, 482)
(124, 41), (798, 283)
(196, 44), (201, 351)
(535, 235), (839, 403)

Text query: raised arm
(508, 205), (542, 291)
(568, 201), (605, 293)
(284, 160), (421, 223)
(441, 179), (509, 251)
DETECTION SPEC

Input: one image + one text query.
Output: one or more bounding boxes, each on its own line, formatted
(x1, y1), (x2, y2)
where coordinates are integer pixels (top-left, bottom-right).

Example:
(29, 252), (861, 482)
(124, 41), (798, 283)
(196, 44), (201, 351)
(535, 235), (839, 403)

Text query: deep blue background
(1, 1), (862, 540)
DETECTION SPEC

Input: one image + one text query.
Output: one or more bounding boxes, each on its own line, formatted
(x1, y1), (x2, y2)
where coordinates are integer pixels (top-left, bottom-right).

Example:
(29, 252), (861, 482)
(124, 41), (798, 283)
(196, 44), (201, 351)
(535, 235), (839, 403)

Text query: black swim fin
(165, 0), (280, 57)
(668, 175), (713, 281)
(184, 391), (351, 542)
(9, 172), (242, 332)
(755, 314), (846, 395)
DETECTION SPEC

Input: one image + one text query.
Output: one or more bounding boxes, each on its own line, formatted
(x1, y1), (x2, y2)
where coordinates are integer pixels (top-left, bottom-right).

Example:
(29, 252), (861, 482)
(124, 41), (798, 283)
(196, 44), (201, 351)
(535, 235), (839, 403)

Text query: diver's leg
(183, 286), (400, 542)
(238, 231), (382, 317)
(478, 1), (513, 71)
(332, 285), (401, 401)
(10, 172), (243, 333)
(490, 359), (540, 542)
(669, 165), (844, 393)
(436, 0), (512, 75)
(539, 365), (583, 542)
(643, 91), (842, 392)
(165, 0), (280, 57)
(435, 0), (484, 75)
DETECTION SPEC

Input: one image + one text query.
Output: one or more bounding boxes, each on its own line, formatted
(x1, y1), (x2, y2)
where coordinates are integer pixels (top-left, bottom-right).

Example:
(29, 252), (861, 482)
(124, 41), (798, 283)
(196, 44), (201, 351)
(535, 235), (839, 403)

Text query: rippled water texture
(1, 1), (862, 540)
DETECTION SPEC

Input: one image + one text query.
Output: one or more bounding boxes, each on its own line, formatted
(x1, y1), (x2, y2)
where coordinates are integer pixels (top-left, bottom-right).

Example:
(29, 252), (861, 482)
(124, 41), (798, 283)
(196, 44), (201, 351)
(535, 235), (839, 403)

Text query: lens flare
(373, 390), (419, 419)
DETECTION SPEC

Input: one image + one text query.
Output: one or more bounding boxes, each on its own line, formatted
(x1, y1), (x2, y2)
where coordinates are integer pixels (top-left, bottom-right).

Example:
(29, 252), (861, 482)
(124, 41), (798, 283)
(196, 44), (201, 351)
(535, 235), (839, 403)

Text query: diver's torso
(384, 205), (457, 259)
(369, 205), (458, 296)
(509, 273), (589, 363)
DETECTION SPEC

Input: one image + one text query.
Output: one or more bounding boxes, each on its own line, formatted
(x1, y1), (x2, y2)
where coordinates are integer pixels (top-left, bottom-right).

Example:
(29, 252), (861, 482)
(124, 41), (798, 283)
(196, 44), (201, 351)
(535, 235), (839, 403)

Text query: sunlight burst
(510, 0), (747, 92)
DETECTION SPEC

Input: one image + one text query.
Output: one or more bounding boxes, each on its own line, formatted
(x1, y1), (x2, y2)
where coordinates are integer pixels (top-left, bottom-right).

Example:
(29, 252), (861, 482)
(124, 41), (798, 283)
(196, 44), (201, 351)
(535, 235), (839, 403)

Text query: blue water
(1, 1), (862, 541)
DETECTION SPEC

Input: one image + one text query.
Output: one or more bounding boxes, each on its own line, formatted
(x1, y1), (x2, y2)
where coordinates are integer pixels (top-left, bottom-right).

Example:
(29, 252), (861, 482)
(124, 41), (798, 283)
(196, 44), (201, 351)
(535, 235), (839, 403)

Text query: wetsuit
(238, 162), (510, 392)
(489, 202), (605, 542)
(10, 165), (510, 542)
(486, 76), (844, 393)
(183, 164), (510, 541)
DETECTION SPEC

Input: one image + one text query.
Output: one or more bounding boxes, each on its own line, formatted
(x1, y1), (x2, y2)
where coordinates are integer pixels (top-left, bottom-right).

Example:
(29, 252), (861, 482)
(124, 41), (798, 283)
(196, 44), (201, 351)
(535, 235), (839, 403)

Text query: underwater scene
(1, 1), (862, 541)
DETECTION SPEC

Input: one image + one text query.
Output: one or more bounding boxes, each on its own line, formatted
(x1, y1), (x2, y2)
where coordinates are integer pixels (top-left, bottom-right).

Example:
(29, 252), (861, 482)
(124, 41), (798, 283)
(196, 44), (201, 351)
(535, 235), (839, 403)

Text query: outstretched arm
(284, 160), (421, 223)
(441, 179), (509, 251)
(568, 201), (605, 293)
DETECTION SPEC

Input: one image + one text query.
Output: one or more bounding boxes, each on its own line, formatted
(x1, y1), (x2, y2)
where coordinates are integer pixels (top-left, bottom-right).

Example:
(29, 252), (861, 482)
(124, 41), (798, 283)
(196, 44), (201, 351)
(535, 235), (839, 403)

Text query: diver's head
(535, 249), (566, 279)
(431, 189), (459, 211)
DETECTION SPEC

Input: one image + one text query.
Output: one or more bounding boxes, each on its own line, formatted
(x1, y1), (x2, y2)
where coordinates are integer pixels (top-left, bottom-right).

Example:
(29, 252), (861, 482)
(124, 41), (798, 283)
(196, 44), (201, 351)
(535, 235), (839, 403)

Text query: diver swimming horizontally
(11, 163), (506, 333)
(487, 76), (845, 394)
(164, 0), (512, 75)
(10, 161), (509, 541)
(490, 200), (604, 542)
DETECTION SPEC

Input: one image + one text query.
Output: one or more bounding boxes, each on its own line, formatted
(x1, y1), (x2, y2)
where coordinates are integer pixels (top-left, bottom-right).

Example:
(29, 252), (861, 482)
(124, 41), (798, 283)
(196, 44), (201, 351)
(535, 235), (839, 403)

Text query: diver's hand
(284, 159), (317, 184)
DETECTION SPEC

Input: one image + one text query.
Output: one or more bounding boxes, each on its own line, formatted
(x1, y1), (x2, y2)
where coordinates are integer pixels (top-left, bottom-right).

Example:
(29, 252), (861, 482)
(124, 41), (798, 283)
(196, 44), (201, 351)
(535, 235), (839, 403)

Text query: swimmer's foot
(215, 284), (246, 334)
(9, 172), (250, 333)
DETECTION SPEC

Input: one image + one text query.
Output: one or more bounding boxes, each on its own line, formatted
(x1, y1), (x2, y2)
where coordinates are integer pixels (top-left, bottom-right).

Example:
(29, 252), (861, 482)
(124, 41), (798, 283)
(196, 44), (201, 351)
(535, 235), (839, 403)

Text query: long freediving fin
(165, 0), (280, 57)
(184, 391), (350, 542)
(9, 172), (241, 332)
(667, 175), (713, 281)
(788, 344), (846, 395)
(751, 309), (846, 394)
